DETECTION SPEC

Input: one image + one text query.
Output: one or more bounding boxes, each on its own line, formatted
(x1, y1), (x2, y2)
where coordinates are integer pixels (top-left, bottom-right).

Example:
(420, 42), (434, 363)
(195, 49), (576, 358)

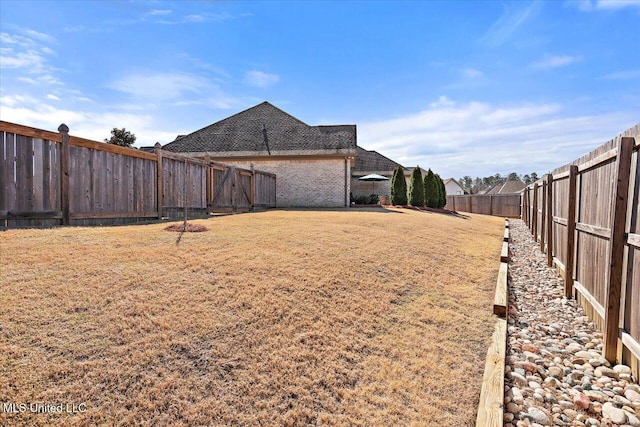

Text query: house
(351, 147), (402, 199)
(162, 102), (357, 207)
(443, 178), (464, 196)
(486, 180), (526, 194)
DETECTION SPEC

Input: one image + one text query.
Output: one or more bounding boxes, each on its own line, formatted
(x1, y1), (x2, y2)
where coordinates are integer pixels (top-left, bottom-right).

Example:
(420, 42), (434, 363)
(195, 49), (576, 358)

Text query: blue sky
(1, 0), (639, 179)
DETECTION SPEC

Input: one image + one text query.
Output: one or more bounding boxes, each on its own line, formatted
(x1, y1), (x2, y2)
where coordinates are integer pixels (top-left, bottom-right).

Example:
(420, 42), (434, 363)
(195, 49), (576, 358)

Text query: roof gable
(354, 146), (401, 172)
(162, 101), (356, 156)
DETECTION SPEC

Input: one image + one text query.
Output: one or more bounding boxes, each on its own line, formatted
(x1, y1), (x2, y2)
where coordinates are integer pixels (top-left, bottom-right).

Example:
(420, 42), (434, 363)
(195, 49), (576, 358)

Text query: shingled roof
(353, 147), (402, 173)
(162, 101), (357, 157)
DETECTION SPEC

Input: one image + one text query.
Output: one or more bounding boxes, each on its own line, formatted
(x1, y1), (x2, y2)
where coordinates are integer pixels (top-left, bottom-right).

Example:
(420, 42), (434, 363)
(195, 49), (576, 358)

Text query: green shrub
(424, 169), (439, 208)
(391, 165), (408, 205)
(435, 173), (447, 208)
(408, 167), (425, 207)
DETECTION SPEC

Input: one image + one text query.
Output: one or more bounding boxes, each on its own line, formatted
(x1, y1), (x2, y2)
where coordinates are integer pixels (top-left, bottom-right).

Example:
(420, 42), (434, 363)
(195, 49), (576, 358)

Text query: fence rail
(445, 194), (521, 218)
(0, 121), (276, 228)
(522, 123), (640, 376)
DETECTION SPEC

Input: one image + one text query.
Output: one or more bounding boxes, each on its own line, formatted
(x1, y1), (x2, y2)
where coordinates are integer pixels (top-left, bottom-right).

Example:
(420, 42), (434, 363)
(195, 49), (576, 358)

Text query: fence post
(523, 188), (528, 224)
(250, 164), (255, 210)
(603, 137), (633, 363)
(532, 183), (538, 239)
(547, 174), (554, 267)
(565, 165), (578, 298)
(204, 155), (211, 213)
(539, 181), (548, 253)
(489, 195), (493, 216)
(155, 143), (163, 219)
(58, 124), (70, 225)
(231, 166), (237, 213)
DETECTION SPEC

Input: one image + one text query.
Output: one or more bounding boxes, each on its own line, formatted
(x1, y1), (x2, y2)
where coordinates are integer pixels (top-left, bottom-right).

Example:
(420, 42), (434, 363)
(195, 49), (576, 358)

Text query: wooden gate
(207, 163), (261, 213)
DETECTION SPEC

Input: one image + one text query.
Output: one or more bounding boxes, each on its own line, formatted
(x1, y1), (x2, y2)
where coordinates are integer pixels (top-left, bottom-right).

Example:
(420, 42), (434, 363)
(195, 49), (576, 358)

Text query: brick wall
(221, 158), (350, 207)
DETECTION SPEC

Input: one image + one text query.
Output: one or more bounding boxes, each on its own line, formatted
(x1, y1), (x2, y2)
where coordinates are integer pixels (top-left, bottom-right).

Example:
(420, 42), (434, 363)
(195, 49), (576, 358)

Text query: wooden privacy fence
(522, 123), (640, 375)
(445, 194), (521, 218)
(0, 121), (276, 228)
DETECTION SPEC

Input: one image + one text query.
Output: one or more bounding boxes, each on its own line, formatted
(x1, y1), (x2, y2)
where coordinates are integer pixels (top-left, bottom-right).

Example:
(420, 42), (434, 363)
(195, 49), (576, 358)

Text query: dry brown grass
(0, 208), (504, 426)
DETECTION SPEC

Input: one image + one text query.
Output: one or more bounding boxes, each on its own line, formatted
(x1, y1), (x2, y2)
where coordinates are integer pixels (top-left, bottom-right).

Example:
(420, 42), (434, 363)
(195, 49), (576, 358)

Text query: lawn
(0, 208), (504, 426)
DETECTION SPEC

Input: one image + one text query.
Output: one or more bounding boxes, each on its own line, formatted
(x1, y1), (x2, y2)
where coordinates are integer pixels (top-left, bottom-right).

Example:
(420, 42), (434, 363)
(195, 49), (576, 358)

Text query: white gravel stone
(503, 220), (640, 427)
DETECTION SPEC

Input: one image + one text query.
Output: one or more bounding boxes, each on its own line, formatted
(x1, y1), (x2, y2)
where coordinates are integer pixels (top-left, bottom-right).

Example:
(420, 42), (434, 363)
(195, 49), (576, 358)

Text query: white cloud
(108, 71), (211, 100)
(430, 96), (455, 108)
(0, 30), (60, 86)
(147, 9), (172, 16)
(479, 1), (542, 47)
(601, 69), (640, 80)
(184, 14), (205, 23)
(0, 94), (185, 146)
(595, 0), (640, 9)
(243, 70), (280, 88)
(463, 68), (484, 78)
(47, 94), (61, 101)
(153, 12), (230, 25)
(358, 97), (636, 178)
(569, 0), (640, 10)
(22, 29), (55, 43)
(532, 54), (581, 69)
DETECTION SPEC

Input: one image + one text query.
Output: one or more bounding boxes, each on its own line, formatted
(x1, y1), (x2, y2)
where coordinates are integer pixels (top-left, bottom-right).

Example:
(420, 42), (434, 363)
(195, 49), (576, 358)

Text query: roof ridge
(174, 101), (310, 142)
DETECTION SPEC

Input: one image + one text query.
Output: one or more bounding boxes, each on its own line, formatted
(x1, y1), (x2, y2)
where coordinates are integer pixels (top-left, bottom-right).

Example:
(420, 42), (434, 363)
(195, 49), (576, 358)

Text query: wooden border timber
(477, 218), (509, 425)
(500, 242), (509, 263)
(603, 137), (634, 363)
(493, 262), (508, 317)
(494, 219), (510, 317)
(475, 318), (507, 427)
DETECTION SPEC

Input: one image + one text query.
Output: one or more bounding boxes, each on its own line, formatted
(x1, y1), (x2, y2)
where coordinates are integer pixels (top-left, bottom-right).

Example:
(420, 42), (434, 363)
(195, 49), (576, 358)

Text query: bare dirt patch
(164, 223), (209, 232)
(0, 208), (504, 426)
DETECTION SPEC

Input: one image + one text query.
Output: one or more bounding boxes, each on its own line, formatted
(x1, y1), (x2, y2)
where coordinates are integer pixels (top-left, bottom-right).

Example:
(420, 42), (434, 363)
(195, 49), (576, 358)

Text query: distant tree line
(457, 172), (540, 195)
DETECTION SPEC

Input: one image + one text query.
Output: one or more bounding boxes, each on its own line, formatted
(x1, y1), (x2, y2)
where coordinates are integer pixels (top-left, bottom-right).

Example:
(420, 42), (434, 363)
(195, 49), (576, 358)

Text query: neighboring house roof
(162, 101), (357, 157)
(487, 180), (526, 194)
(443, 178), (463, 188)
(404, 166), (429, 177)
(138, 146), (156, 153)
(352, 146), (401, 175)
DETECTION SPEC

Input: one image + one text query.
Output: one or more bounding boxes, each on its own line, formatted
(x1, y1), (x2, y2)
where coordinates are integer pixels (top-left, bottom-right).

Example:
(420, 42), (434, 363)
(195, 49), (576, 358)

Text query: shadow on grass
(389, 205), (470, 219)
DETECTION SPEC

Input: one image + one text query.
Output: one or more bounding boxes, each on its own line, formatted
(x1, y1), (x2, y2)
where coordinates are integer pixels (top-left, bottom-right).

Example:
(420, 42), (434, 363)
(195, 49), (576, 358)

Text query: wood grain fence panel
(41, 139), (51, 212)
(624, 146), (640, 374)
(1, 133), (17, 214)
(236, 171), (252, 209)
(581, 160), (616, 230)
(15, 135), (32, 212)
(105, 151), (114, 213)
(575, 232), (608, 308)
(552, 177), (570, 270)
(146, 159), (157, 211)
(1, 121), (275, 226)
(32, 139), (44, 212)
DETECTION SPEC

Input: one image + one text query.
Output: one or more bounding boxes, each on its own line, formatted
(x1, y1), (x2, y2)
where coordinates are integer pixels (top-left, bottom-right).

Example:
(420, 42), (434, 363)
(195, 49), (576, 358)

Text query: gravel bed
(504, 220), (640, 427)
